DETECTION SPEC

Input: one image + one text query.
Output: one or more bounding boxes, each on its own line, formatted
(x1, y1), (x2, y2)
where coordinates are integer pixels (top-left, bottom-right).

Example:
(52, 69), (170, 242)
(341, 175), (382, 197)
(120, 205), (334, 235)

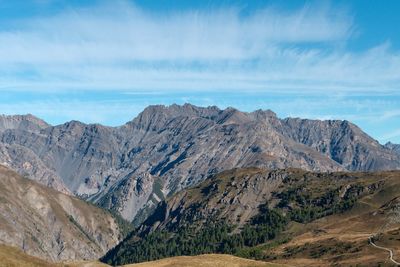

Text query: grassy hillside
(0, 245), (55, 267)
(264, 175), (400, 266)
(101, 168), (400, 266)
(0, 245), (283, 267)
(124, 254), (286, 267)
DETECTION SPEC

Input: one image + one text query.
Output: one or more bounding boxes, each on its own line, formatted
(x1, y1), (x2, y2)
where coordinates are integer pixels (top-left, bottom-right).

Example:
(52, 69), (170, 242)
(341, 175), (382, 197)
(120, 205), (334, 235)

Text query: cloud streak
(0, 2), (352, 62)
(2, 1), (399, 92)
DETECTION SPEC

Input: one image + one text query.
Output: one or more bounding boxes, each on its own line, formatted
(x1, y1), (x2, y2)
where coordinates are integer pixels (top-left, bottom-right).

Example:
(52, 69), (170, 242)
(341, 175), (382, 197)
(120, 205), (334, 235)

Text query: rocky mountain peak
(128, 103), (221, 130)
(1, 103), (399, 222)
(215, 107), (251, 124)
(250, 109), (277, 119)
(385, 142), (400, 155)
(0, 114), (49, 132)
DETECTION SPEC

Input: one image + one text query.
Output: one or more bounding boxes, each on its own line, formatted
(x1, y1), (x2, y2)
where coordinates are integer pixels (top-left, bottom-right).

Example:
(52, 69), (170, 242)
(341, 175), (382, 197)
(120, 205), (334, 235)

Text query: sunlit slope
(0, 165), (122, 262)
(103, 168), (400, 266)
(262, 171), (400, 266)
(0, 245), (55, 267)
(0, 245), (285, 267)
(124, 254), (287, 267)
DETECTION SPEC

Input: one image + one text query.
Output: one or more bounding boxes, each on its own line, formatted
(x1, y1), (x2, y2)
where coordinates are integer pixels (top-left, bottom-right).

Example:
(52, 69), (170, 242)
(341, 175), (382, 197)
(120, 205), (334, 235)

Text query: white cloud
(381, 109), (400, 120)
(0, 0), (398, 93)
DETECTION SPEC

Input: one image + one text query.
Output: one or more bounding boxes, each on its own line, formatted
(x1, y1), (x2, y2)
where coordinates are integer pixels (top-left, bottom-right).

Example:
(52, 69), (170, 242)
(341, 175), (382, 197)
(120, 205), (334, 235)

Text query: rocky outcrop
(0, 114), (49, 133)
(143, 168), (290, 230)
(280, 118), (400, 171)
(0, 104), (399, 221)
(385, 142), (400, 155)
(0, 165), (122, 262)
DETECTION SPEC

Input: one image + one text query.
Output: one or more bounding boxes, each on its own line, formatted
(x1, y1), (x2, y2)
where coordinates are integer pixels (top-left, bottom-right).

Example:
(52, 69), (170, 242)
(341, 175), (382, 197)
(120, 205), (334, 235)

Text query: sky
(0, 0), (399, 143)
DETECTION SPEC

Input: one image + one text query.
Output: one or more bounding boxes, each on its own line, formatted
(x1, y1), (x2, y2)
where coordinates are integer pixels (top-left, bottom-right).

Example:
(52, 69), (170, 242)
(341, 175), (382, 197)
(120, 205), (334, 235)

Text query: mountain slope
(0, 165), (122, 262)
(265, 172), (400, 266)
(0, 114), (49, 133)
(0, 245), (56, 267)
(102, 168), (400, 266)
(0, 104), (399, 221)
(124, 254), (285, 267)
(0, 245), (284, 267)
(385, 142), (400, 155)
(281, 118), (399, 171)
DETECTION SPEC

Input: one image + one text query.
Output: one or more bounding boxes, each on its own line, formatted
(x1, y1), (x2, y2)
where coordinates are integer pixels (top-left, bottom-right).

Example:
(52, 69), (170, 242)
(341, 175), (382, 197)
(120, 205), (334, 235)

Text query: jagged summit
(1, 103), (399, 221)
(0, 114), (49, 132)
(385, 142), (400, 155)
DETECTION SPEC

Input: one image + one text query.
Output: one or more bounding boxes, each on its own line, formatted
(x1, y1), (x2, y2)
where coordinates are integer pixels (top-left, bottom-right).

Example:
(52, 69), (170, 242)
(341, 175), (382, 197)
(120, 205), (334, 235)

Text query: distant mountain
(0, 165), (123, 262)
(102, 168), (400, 266)
(0, 114), (49, 132)
(280, 118), (399, 171)
(0, 104), (399, 221)
(385, 141), (400, 155)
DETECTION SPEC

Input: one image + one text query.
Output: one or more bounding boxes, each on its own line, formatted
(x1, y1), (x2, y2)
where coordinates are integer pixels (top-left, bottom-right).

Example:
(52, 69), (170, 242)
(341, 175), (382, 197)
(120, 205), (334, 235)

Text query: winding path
(369, 236), (400, 266)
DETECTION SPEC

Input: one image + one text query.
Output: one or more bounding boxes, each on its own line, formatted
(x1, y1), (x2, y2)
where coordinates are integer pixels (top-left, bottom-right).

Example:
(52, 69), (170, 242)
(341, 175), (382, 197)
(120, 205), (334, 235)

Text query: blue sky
(0, 0), (399, 143)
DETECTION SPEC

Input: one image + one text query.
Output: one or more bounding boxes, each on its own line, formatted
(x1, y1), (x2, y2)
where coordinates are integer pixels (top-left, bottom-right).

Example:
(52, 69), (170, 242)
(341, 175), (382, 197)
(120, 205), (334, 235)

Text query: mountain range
(0, 104), (399, 222)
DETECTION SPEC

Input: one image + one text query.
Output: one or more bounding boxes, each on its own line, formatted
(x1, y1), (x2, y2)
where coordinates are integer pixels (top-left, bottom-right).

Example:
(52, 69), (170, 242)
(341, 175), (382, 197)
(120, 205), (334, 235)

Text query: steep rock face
(385, 142), (400, 155)
(0, 142), (70, 194)
(281, 118), (399, 171)
(143, 168), (289, 230)
(0, 104), (399, 221)
(0, 114), (49, 133)
(0, 115), (69, 194)
(0, 165), (122, 262)
(1, 121), (121, 195)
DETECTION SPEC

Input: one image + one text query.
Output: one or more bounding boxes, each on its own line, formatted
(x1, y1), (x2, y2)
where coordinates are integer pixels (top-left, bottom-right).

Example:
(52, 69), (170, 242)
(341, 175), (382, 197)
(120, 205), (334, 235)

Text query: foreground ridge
(102, 168), (400, 266)
(0, 165), (123, 262)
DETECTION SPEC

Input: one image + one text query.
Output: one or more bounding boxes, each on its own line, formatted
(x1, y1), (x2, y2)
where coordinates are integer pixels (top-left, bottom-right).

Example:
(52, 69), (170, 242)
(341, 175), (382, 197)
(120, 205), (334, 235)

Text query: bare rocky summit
(385, 142), (400, 155)
(0, 104), (399, 221)
(0, 165), (122, 262)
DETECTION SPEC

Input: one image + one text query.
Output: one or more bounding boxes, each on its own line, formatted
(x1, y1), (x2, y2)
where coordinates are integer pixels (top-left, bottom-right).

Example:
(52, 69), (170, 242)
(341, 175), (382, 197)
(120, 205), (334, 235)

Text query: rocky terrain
(385, 141), (400, 155)
(0, 165), (123, 262)
(102, 168), (400, 266)
(1, 104), (399, 221)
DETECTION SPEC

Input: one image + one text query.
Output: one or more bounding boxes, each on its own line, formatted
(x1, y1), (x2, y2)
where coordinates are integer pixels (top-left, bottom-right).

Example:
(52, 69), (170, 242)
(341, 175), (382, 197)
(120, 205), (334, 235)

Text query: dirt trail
(369, 236), (400, 266)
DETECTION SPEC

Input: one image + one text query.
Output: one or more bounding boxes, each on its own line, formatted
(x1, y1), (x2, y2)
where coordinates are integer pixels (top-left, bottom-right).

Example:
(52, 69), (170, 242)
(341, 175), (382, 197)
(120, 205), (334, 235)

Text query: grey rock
(0, 104), (399, 221)
(0, 165), (121, 262)
(0, 114), (49, 133)
(385, 142), (400, 155)
(280, 118), (400, 171)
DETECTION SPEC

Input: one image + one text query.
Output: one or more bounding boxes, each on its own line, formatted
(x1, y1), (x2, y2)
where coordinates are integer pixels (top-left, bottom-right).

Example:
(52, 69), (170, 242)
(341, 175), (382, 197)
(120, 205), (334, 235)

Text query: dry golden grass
(267, 172), (400, 267)
(0, 245), (111, 267)
(0, 245), (56, 267)
(63, 261), (110, 267)
(125, 254), (287, 267)
(0, 246), (287, 267)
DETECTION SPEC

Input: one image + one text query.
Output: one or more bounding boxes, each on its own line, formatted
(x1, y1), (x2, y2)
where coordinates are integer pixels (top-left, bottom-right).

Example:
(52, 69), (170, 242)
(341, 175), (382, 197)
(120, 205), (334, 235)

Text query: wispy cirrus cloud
(3, 0), (399, 92)
(0, 1), (352, 62)
(380, 129), (400, 142)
